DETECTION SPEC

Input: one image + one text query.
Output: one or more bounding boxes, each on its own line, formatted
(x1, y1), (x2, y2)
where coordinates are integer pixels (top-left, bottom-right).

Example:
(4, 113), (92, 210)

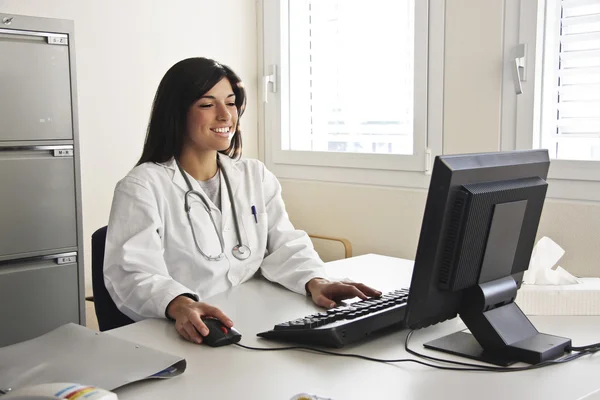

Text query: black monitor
(405, 149), (571, 365)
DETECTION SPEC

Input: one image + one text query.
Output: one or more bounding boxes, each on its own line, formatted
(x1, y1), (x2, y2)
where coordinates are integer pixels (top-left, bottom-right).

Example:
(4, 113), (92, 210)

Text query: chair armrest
(308, 234), (353, 259)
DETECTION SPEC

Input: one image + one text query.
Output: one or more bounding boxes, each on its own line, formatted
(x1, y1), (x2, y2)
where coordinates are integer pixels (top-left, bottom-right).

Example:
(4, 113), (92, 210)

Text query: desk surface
(108, 254), (600, 400)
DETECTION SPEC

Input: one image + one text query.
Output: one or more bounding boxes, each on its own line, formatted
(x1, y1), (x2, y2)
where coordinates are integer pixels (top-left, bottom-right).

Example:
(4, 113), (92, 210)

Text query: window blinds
(556, 0), (600, 138)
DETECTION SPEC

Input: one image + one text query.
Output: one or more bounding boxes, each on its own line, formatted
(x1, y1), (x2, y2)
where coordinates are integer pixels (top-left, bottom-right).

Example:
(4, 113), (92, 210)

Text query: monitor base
(424, 330), (571, 366)
(424, 331), (515, 366)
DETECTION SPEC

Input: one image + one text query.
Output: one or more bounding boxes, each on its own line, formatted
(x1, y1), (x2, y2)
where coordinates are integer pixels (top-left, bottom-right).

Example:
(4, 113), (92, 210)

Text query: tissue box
(515, 278), (600, 315)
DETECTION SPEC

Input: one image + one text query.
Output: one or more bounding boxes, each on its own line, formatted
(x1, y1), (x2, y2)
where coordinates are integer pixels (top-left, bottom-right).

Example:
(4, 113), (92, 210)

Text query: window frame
(501, 0), (600, 201)
(258, 0), (445, 188)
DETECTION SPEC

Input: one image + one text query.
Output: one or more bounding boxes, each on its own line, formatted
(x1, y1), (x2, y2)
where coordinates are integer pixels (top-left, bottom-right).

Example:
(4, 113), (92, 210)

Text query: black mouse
(200, 318), (242, 347)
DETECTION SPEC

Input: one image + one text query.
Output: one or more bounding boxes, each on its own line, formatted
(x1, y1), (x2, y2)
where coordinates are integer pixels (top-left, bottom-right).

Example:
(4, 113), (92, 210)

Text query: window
(541, 0), (600, 161)
(501, 0), (600, 201)
(286, 1), (415, 156)
(259, 0), (444, 187)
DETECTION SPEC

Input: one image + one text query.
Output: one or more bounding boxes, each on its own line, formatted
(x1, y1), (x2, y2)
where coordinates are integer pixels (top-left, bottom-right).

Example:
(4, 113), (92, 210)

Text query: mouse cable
(234, 330), (598, 372)
(234, 340), (491, 372)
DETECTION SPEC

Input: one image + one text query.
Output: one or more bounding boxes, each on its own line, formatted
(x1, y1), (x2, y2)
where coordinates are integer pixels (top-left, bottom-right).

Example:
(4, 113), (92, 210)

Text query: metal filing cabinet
(0, 13), (85, 347)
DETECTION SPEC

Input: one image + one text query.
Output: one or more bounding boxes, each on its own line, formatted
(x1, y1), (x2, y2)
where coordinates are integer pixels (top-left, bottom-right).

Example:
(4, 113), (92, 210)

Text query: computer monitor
(405, 149), (571, 366)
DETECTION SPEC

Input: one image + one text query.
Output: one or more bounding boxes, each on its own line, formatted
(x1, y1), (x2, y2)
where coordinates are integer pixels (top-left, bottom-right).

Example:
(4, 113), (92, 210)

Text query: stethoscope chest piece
(232, 244), (251, 260)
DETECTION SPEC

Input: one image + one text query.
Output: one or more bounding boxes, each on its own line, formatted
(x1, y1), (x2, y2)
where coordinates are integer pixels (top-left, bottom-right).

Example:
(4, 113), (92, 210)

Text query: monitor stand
(424, 330), (515, 366)
(424, 302), (572, 366)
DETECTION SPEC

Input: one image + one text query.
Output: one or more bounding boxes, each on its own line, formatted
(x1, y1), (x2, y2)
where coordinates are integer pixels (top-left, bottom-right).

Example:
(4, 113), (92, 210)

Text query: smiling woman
(102, 57), (382, 345)
(136, 58), (246, 168)
(183, 78), (240, 169)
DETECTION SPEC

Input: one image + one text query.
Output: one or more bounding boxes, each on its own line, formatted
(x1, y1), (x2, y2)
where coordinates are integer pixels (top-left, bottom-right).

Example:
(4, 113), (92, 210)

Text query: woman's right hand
(166, 295), (234, 344)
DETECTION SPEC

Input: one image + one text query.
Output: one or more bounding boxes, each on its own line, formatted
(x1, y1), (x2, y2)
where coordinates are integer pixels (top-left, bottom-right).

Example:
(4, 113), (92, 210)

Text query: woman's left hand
(306, 278), (382, 308)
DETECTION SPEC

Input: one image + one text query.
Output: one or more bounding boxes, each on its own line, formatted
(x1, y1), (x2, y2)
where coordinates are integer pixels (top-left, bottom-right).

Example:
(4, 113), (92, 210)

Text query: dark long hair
(136, 57), (246, 165)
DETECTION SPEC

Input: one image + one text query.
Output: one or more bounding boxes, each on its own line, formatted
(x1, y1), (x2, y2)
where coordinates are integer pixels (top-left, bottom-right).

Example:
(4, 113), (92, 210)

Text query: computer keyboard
(257, 289), (409, 348)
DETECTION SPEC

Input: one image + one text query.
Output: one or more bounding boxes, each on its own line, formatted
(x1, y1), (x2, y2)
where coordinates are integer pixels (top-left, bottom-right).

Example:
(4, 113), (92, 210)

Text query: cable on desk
(234, 330), (599, 373)
(234, 342), (498, 372)
(567, 341), (600, 352)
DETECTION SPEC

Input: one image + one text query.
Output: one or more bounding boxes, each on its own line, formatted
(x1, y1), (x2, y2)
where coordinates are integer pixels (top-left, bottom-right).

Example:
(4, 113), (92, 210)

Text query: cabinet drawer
(0, 30), (73, 141)
(0, 255), (80, 347)
(0, 147), (77, 259)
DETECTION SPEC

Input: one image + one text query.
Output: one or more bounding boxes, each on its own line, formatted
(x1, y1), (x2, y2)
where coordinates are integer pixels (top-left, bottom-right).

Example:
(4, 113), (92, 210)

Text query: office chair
(91, 226), (134, 331)
(308, 234), (353, 261)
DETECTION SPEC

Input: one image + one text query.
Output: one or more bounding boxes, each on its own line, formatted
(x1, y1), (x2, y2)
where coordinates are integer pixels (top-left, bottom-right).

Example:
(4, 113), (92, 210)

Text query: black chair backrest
(92, 226), (134, 331)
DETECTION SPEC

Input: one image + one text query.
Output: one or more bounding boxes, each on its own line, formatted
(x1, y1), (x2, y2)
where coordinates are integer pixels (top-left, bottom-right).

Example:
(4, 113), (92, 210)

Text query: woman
(104, 57), (380, 344)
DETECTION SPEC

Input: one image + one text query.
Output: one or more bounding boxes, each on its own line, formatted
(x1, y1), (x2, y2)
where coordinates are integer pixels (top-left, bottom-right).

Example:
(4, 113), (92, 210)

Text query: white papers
(0, 323), (185, 392)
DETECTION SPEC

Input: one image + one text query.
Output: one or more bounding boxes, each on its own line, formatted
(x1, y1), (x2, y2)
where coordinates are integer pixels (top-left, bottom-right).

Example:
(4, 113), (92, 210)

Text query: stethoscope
(176, 159), (251, 261)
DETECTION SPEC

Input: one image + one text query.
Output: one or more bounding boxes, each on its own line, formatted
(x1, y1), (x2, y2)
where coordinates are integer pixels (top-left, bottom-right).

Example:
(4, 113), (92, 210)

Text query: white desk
(108, 254), (600, 400)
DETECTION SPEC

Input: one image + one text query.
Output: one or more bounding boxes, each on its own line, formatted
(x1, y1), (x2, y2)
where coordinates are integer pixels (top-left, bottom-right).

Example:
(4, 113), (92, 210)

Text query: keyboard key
(356, 309), (369, 317)
(329, 313), (344, 322)
(274, 322), (292, 330)
(290, 320), (307, 328)
(345, 312), (359, 320)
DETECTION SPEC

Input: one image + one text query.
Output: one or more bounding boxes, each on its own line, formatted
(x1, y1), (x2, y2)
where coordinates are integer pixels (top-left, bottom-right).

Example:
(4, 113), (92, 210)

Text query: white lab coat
(104, 155), (328, 321)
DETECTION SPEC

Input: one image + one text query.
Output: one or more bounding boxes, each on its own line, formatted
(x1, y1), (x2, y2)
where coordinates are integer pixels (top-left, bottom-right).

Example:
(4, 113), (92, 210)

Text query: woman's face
(185, 77), (238, 153)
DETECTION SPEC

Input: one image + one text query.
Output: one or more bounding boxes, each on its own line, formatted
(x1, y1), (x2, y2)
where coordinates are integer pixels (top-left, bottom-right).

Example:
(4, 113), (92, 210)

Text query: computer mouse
(200, 318), (242, 347)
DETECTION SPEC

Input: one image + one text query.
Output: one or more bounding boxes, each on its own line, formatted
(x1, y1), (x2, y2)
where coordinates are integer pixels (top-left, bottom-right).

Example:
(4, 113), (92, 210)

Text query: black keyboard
(257, 289), (409, 348)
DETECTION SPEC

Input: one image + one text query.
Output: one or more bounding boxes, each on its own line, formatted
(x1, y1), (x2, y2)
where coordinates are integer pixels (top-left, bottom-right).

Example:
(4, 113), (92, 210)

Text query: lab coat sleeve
(104, 176), (198, 321)
(258, 165), (330, 295)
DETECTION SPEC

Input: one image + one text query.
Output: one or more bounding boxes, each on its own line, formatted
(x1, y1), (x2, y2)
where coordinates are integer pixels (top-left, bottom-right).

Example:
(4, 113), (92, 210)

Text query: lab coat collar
(162, 154), (240, 191)
(164, 158), (194, 194)
(162, 154), (241, 223)
(216, 153), (240, 192)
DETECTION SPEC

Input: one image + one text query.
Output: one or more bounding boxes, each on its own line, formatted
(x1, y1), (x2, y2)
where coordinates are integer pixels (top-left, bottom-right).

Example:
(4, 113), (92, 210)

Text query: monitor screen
(404, 149), (571, 365)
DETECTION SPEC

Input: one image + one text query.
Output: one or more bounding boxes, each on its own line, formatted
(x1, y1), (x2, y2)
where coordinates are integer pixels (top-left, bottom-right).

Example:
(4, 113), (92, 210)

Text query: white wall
(282, 0), (600, 278)
(3, 0), (598, 290)
(0, 0), (259, 294)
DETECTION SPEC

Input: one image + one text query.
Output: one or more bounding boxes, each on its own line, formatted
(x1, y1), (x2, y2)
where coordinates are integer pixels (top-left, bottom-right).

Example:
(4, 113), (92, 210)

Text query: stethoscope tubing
(176, 158), (251, 261)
